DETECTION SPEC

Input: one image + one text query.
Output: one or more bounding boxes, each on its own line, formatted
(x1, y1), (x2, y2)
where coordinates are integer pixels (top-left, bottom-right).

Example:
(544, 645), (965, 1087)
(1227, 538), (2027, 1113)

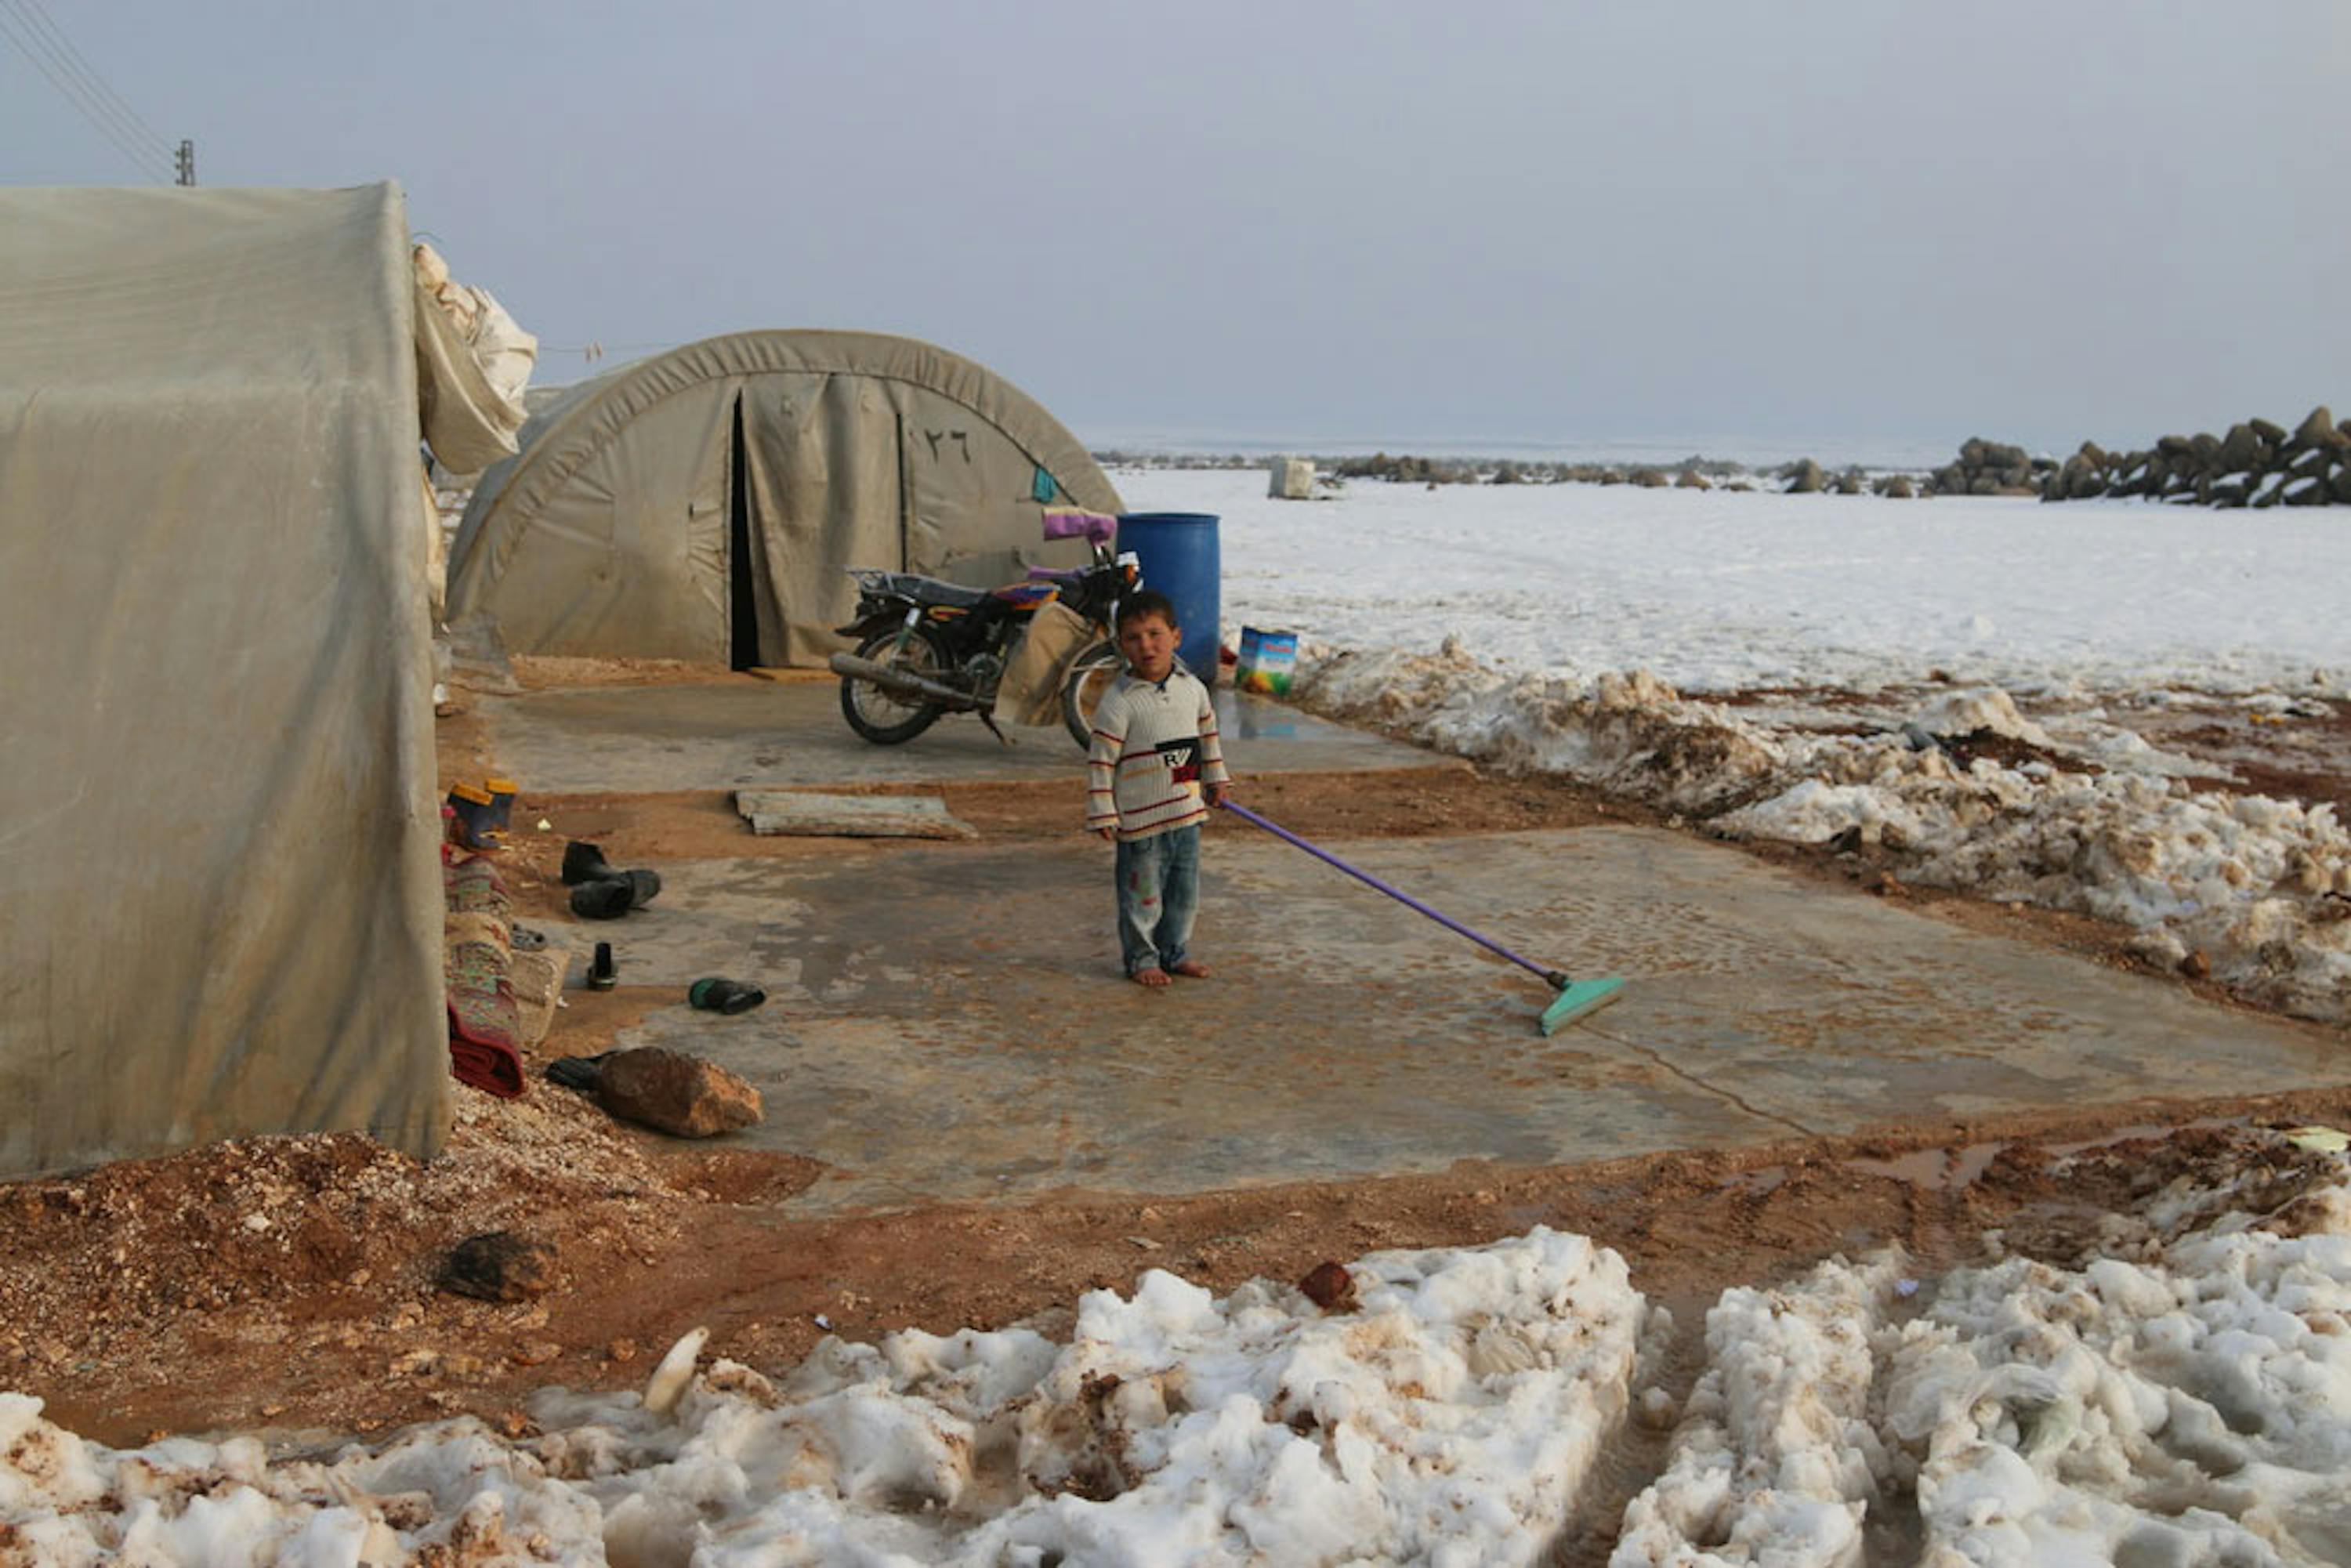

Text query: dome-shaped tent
(447, 330), (1123, 667)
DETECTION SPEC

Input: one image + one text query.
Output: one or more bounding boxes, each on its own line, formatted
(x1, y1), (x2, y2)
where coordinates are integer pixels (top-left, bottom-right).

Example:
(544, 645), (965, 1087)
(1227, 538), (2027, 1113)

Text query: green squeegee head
(1540, 976), (1626, 1035)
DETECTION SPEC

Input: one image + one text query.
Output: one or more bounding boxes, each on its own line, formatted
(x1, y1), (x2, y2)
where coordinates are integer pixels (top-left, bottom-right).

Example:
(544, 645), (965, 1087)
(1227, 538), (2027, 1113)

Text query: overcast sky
(6, 2), (2347, 458)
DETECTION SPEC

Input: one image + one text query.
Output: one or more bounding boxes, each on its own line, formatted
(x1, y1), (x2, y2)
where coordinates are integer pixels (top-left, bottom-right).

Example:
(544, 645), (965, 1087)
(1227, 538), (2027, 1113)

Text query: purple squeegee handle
(1218, 800), (1563, 985)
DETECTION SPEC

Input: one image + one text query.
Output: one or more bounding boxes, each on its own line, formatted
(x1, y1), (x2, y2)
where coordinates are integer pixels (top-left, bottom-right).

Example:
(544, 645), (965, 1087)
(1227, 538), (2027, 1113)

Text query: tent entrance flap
(738, 373), (906, 668)
(727, 393), (764, 670)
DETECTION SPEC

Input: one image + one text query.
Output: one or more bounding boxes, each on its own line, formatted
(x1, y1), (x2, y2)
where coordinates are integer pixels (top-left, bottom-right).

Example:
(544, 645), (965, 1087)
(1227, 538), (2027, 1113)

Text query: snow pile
(0, 1228), (1650, 1566)
(1724, 741), (2351, 1019)
(1289, 637), (2350, 1019)
(1911, 687), (2056, 750)
(1613, 1253), (1904, 1566)
(1617, 1166), (2351, 1567)
(1295, 643), (1785, 814)
(0, 1395), (600, 1565)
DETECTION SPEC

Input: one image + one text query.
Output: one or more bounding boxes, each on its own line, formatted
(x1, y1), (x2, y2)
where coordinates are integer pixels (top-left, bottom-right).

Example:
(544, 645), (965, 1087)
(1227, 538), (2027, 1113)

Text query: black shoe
(570, 878), (634, 920)
(545, 1051), (614, 1091)
(569, 868), (661, 920)
(585, 941), (617, 990)
(687, 976), (766, 1015)
(561, 841), (615, 885)
(621, 867), (661, 907)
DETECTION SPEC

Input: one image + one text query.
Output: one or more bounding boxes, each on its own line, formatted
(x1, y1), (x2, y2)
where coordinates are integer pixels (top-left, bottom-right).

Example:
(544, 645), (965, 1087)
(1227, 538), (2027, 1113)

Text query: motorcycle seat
(868, 573), (991, 610)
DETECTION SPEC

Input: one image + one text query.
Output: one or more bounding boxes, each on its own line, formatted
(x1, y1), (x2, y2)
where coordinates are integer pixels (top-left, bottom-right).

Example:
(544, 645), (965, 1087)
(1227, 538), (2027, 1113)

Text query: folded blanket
(446, 936), (523, 1097)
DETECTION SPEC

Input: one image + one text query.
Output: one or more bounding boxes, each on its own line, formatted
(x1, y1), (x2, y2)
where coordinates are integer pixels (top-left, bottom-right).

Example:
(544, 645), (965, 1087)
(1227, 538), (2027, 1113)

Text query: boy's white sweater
(1085, 668), (1230, 842)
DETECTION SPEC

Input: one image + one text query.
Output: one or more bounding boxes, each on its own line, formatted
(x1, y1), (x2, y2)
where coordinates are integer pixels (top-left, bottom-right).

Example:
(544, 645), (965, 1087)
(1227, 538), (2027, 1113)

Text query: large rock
(2058, 452), (2106, 498)
(1874, 474), (1916, 498)
(2331, 465), (2351, 504)
(1631, 468), (1668, 487)
(1784, 458), (1825, 494)
(2250, 416), (2289, 445)
(2219, 423), (2262, 472)
(2294, 405), (2344, 451)
(598, 1046), (765, 1138)
(441, 1231), (559, 1302)
(1675, 469), (1712, 490)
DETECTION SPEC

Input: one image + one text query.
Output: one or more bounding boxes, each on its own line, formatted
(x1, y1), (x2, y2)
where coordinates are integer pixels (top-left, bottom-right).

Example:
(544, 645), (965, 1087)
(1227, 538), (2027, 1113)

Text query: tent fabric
(0, 183), (449, 1178)
(447, 330), (1125, 667)
(411, 241), (536, 477)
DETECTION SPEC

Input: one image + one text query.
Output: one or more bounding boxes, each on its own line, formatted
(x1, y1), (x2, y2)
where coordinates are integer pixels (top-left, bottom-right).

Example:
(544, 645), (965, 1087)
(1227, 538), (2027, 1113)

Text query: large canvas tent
(445, 330), (1125, 667)
(0, 184), (449, 1177)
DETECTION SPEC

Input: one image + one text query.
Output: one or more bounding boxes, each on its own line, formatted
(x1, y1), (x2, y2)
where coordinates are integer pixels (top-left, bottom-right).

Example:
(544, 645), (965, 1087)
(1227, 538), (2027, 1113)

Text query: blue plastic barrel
(1115, 512), (1221, 682)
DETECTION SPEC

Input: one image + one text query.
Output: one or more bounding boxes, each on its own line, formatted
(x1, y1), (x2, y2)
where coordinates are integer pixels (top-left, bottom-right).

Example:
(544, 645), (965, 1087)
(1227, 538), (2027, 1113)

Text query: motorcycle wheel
(840, 625), (954, 744)
(1060, 640), (1125, 752)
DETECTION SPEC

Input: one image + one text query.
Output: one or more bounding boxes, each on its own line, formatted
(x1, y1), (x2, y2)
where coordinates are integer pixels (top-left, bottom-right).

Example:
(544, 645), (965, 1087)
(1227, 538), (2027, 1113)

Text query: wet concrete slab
(549, 826), (2349, 1215)
(481, 679), (1436, 793)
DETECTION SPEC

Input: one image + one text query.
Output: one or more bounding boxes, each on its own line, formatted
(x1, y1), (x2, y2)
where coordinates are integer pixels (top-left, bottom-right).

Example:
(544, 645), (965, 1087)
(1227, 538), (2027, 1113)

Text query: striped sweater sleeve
(1195, 676), (1230, 787)
(1085, 683), (1128, 829)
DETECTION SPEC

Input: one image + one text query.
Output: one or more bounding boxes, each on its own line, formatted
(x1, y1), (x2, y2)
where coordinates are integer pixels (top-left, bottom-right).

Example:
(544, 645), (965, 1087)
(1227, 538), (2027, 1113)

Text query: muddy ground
(5, 664), (2346, 1559)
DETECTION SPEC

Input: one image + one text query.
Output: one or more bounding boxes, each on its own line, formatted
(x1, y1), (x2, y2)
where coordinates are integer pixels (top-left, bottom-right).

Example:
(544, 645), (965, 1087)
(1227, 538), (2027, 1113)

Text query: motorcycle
(828, 513), (1136, 751)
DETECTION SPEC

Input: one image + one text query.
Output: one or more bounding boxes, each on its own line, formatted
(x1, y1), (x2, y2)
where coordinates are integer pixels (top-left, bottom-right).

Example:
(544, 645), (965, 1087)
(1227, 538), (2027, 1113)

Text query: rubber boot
(484, 777), (520, 835)
(447, 783), (502, 850)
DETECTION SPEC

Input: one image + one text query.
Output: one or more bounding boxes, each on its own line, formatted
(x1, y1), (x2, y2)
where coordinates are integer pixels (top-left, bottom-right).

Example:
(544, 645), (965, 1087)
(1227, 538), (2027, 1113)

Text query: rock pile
(1927, 439), (2054, 497)
(2038, 406), (2351, 509)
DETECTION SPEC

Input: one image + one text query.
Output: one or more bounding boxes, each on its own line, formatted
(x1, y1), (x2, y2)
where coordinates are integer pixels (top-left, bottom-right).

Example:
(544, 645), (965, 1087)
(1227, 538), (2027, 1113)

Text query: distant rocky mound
(1925, 439), (2054, 497)
(1929, 408), (2351, 508)
(2045, 407), (2351, 508)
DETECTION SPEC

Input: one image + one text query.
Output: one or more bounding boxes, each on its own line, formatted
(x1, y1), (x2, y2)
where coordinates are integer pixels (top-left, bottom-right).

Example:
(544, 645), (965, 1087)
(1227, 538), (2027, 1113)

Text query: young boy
(1086, 591), (1230, 987)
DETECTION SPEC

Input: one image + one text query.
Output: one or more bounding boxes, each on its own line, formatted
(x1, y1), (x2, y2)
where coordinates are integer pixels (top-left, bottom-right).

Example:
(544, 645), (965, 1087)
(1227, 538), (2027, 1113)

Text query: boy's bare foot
(1130, 967), (1172, 988)
(1166, 959), (1212, 979)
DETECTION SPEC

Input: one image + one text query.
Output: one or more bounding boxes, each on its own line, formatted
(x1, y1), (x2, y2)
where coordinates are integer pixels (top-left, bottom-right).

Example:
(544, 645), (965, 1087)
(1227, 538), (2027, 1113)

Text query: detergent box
(1236, 627), (1299, 696)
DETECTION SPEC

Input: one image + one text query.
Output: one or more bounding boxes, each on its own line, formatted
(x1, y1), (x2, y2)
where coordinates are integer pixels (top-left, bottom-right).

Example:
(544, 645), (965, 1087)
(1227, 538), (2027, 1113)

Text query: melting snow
(2, 1229), (1650, 1566)
(11, 1168), (2351, 1564)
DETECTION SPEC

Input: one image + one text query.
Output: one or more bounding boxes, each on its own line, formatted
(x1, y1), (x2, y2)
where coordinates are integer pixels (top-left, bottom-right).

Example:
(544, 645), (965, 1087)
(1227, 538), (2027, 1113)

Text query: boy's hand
(1205, 782), (1230, 808)
(1096, 825), (1118, 842)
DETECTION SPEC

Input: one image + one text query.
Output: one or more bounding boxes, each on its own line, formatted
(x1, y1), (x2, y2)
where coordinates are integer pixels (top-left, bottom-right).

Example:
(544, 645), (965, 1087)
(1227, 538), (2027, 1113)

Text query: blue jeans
(1114, 825), (1200, 976)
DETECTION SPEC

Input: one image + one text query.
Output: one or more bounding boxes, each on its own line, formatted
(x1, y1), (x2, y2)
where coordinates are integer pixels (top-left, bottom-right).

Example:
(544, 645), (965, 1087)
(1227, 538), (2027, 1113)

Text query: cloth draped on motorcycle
(995, 601), (1096, 727)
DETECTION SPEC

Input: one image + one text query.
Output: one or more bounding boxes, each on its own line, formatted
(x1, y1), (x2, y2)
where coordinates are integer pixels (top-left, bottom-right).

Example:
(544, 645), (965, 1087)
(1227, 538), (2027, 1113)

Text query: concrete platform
(481, 679), (1434, 793)
(553, 827), (2349, 1215)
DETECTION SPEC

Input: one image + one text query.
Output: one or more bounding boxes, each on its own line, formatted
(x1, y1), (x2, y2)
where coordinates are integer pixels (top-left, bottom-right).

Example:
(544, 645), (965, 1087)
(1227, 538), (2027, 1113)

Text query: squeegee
(1218, 800), (1625, 1033)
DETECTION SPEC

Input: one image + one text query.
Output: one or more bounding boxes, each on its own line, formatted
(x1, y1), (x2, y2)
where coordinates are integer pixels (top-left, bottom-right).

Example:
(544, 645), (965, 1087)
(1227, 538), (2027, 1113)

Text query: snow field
(1133, 469), (2351, 701)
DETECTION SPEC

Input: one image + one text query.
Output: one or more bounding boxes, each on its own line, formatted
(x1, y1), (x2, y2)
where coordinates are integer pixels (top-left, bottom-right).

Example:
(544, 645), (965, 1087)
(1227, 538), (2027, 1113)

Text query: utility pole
(174, 139), (194, 186)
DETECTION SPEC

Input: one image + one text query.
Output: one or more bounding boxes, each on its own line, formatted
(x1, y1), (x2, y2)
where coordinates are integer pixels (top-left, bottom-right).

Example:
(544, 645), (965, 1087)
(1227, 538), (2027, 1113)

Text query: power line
(0, 0), (170, 181)
(5, 0), (172, 158)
